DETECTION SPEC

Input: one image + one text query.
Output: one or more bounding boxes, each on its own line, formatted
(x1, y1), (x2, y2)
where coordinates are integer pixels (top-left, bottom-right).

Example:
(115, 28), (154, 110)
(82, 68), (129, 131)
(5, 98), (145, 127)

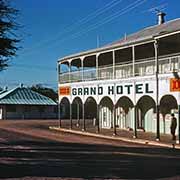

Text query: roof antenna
(144, 3), (167, 25)
(124, 33), (127, 41)
(97, 35), (100, 48)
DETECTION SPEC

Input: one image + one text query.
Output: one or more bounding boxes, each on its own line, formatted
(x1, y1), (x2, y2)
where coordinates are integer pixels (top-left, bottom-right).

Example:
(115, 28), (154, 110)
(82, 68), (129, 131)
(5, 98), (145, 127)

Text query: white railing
(98, 65), (113, 80)
(159, 55), (180, 73)
(83, 68), (96, 81)
(135, 59), (155, 76)
(59, 55), (180, 84)
(116, 63), (133, 78)
(59, 73), (69, 84)
(70, 71), (83, 82)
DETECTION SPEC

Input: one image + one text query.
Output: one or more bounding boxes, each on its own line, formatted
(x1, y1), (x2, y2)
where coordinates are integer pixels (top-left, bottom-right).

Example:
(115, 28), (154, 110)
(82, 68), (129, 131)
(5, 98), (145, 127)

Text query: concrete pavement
(50, 126), (180, 149)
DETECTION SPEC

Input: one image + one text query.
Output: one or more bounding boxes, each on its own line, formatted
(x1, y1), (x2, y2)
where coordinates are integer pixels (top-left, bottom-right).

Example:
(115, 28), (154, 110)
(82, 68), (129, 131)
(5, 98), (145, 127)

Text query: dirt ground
(0, 120), (180, 180)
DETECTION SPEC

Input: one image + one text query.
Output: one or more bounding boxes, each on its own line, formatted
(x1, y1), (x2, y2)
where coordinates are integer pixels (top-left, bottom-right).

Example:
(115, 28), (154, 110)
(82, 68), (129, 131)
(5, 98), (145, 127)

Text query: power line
(63, 0), (147, 42)
(145, 3), (168, 13)
(20, 0), (124, 55)
(21, 0), (147, 57)
(41, 0), (146, 47)
(59, 0), (123, 33)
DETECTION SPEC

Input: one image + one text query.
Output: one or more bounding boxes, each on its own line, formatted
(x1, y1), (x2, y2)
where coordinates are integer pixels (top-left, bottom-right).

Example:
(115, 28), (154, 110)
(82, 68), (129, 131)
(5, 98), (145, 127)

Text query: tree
(30, 84), (58, 102)
(0, 0), (20, 71)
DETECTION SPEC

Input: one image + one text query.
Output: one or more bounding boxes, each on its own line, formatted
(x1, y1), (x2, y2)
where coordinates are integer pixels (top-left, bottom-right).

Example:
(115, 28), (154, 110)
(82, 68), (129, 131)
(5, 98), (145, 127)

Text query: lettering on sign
(71, 83), (153, 96)
(170, 78), (180, 92)
(59, 86), (70, 95)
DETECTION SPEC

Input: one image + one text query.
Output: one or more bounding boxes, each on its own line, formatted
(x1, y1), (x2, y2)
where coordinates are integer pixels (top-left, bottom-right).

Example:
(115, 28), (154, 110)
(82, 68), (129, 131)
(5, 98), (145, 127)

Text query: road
(0, 120), (180, 180)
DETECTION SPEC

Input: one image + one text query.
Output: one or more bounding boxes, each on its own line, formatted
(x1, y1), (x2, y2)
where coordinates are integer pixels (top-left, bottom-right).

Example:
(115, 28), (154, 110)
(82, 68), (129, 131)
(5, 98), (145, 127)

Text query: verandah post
(113, 105), (117, 136)
(97, 104), (100, 133)
(154, 40), (160, 141)
(133, 105), (137, 138)
(70, 103), (72, 129)
(82, 103), (86, 131)
(58, 102), (61, 128)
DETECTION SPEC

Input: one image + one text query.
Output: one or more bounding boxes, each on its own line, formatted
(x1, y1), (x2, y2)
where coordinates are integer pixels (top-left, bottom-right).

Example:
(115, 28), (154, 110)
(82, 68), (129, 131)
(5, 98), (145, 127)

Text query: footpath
(50, 126), (180, 149)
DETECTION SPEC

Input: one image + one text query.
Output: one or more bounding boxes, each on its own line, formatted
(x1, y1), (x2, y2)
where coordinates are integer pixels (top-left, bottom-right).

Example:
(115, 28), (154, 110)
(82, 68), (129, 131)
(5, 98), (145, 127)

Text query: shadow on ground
(0, 129), (180, 180)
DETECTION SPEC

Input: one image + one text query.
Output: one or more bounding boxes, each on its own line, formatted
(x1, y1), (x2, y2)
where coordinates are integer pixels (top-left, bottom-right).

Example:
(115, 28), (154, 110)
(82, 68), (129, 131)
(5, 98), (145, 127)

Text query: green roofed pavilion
(0, 85), (57, 120)
(0, 86), (57, 105)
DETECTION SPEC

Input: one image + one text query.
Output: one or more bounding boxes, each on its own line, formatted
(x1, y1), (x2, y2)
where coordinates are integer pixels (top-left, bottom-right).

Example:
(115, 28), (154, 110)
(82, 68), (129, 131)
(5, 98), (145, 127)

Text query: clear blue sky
(1, 0), (180, 90)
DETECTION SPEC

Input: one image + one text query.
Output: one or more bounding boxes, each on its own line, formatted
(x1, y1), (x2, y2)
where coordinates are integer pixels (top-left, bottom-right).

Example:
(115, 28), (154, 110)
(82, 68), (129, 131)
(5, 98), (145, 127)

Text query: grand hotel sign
(59, 83), (154, 96)
(71, 83), (153, 96)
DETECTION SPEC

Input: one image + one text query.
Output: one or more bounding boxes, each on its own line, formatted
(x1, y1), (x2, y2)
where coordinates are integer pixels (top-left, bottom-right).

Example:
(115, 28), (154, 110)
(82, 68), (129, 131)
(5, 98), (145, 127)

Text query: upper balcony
(58, 33), (180, 84)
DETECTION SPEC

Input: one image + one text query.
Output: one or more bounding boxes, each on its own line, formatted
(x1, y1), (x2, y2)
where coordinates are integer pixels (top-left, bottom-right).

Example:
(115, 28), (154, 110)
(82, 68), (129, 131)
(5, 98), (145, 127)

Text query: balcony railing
(98, 65), (113, 80)
(59, 55), (180, 84)
(116, 63), (133, 78)
(84, 68), (96, 81)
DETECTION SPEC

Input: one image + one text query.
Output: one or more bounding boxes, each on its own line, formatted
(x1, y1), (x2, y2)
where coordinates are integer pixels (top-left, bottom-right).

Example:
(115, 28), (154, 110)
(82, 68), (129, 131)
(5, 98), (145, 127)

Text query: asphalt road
(0, 120), (180, 180)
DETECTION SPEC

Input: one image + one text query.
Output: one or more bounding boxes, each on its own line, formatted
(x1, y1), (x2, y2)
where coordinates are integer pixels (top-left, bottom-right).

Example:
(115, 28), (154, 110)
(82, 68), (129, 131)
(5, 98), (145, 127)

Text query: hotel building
(58, 14), (180, 141)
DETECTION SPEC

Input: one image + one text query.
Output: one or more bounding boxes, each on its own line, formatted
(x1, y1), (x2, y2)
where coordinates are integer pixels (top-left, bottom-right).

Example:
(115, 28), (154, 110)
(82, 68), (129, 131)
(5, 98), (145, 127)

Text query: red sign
(170, 78), (180, 92)
(59, 86), (70, 95)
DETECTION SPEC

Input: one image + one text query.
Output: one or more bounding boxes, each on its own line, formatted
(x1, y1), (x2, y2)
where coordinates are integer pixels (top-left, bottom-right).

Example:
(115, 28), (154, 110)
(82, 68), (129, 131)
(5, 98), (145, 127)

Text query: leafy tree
(0, 0), (20, 71)
(30, 84), (58, 102)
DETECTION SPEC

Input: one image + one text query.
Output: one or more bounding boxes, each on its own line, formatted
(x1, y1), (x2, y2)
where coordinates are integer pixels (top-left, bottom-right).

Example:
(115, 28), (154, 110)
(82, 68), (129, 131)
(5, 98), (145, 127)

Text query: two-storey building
(58, 14), (180, 141)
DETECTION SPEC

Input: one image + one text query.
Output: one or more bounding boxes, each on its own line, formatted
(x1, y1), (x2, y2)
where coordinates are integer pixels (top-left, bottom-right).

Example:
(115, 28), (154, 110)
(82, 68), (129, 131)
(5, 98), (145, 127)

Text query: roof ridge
(0, 87), (19, 100)
(108, 17), (180, 46)
(141, 18), (180, 30)
(59, 17), (180, 61)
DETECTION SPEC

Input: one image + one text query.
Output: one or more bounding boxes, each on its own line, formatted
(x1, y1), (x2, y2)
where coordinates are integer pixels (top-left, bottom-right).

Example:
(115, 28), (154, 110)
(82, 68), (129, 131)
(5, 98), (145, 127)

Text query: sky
(1, 0), (180, 90)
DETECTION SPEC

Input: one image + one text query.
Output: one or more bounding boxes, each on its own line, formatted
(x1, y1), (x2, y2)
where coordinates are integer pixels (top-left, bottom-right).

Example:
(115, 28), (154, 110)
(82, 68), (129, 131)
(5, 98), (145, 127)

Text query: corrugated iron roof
(109, 18), (180, 46)
(59, 18), (180, 62)
(0, 90), (7, 95)
(0, 87), (57, 105)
